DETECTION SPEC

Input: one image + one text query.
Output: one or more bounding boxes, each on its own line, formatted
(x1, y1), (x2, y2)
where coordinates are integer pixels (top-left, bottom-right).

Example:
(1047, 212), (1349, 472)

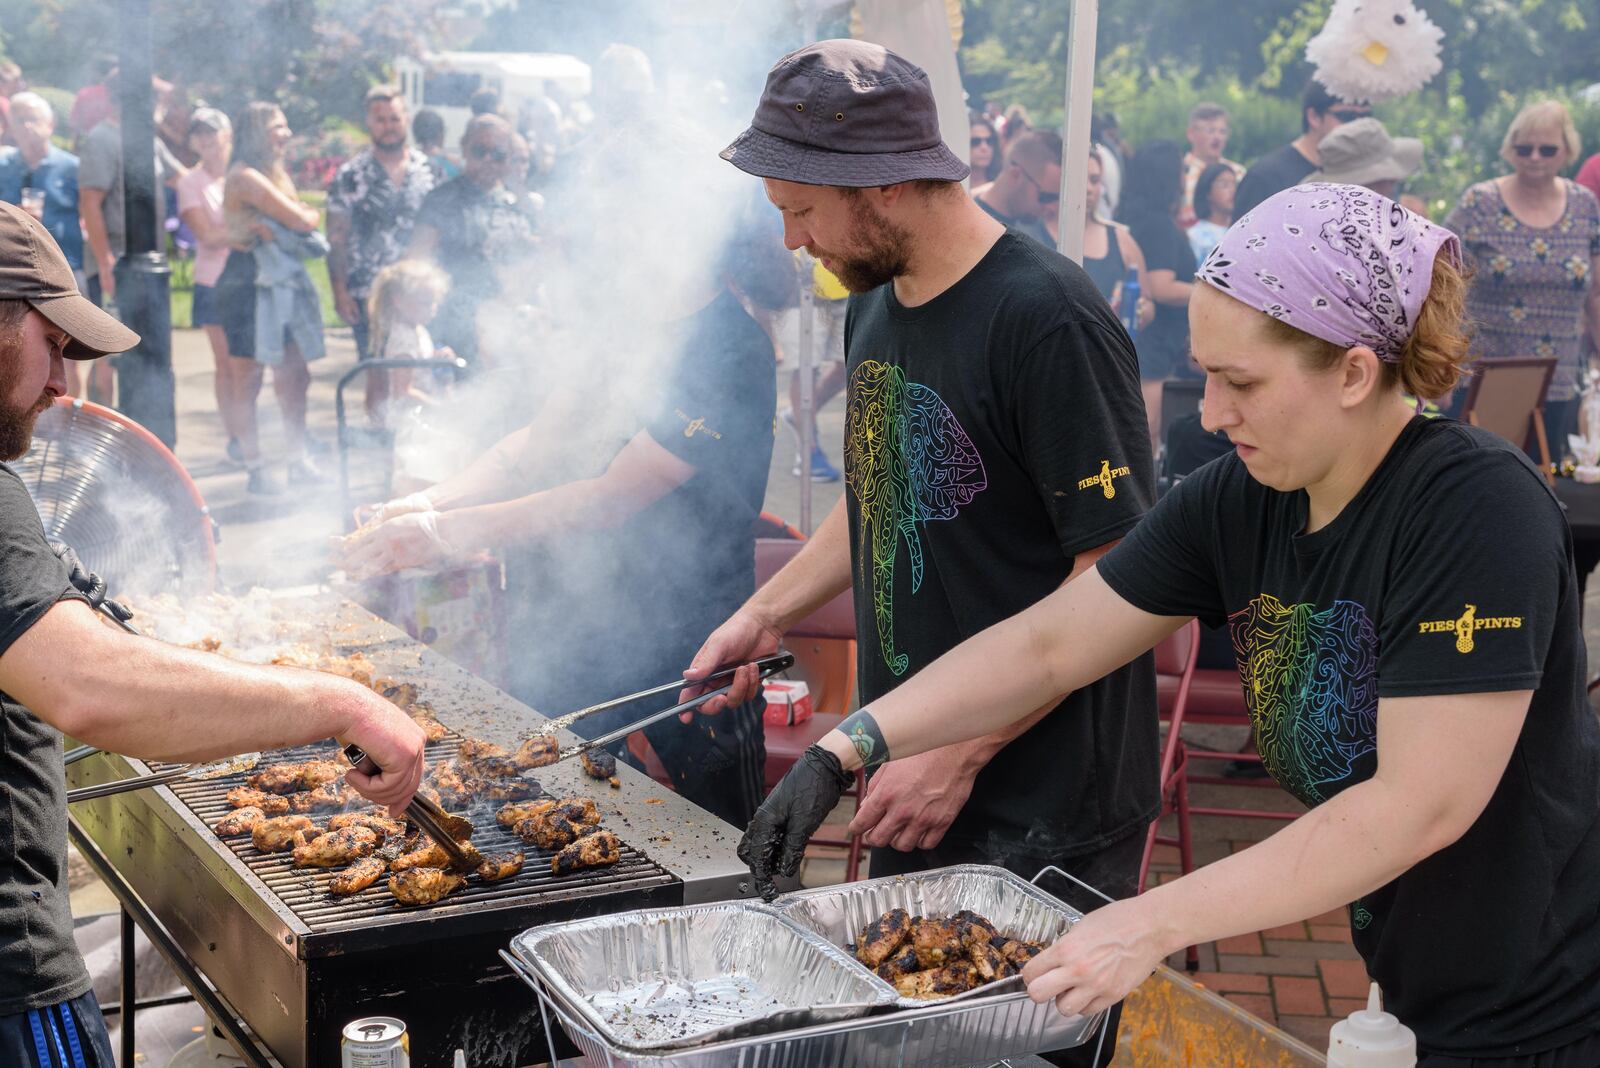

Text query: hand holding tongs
(341, 744), (483, 874)
(545, 653), (794, 768)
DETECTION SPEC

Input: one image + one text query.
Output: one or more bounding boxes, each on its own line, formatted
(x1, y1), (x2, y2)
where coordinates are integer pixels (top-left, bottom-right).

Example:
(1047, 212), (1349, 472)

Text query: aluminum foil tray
(509, 902), (893, 1052)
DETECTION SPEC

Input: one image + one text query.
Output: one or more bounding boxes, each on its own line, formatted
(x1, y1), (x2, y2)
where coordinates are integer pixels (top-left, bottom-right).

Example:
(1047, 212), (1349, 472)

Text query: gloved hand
(738, 744), (853, 901)
(368, 492), (434, 527)
(50, 542), (133, 623)
(336, 511), (454, 581)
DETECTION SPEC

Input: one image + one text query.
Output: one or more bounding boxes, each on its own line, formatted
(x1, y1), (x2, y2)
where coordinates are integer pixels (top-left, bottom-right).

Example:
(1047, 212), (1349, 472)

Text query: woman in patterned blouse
(1445, 100), (1600, 444)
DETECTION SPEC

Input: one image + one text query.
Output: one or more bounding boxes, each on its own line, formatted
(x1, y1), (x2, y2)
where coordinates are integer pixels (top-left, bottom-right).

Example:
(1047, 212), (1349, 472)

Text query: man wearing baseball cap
(690, 41), (1155, 1065)
(0, 204), (428, 1065)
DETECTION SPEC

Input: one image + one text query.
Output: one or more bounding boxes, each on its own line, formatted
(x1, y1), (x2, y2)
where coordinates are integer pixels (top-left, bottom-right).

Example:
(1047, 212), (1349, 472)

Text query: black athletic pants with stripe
(0, 990), (116, 1068)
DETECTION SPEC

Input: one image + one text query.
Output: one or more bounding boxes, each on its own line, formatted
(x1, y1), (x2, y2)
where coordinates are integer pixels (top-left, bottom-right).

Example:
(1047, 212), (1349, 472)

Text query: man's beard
(0, 392), (51, 461)
(373, 133), (407, 152)
(820, 196), (914, 294)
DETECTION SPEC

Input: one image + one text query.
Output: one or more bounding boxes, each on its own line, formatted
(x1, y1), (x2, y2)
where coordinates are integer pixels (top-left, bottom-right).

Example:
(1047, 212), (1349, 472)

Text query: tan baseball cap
(0, 200), (139, 359)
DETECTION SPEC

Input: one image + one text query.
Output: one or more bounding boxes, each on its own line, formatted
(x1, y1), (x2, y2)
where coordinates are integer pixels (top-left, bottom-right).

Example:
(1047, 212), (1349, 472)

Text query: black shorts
(214, 249), (258, 358)
(0, 989), (116, 1068)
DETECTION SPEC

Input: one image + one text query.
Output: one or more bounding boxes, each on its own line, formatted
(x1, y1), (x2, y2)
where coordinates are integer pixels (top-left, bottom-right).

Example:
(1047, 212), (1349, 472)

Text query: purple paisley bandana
(1195, 182), (1460, 362)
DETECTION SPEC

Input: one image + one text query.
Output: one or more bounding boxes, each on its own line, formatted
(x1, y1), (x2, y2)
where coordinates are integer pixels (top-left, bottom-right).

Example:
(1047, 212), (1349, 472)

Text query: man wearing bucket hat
(690, 41), (1155, 1065)
(0, 203), (428, 1065)
(1307, 116), (1424, 200)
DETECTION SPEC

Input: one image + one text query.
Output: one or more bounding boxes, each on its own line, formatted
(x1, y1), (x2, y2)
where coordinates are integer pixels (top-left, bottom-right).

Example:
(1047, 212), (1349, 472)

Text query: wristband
(837, 706), (889, 769)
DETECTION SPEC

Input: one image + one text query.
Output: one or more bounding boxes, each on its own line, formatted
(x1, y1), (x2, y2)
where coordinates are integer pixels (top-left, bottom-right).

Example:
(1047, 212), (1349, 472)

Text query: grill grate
(156, 731), (675, 937)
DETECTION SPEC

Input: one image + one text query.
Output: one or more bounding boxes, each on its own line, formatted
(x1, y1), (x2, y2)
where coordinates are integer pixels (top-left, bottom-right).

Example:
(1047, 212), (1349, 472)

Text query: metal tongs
(545, 653), (795, 767)
(341, 743), (484, 874)
(66, 753), (264, 803)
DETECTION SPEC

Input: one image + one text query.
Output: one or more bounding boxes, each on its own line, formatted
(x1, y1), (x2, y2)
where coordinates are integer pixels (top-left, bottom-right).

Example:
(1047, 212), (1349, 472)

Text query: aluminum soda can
(341, 1017), (410, 1068)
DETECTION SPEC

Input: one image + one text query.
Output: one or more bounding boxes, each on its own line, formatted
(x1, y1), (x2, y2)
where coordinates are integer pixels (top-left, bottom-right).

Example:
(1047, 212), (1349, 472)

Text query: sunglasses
(971, 135), (996, 147)
(1513, 144), (1561, 159)
(1018, 167), (1059, 205)
(467, 144), (508, 162)
(1329, 108), (1370, 123)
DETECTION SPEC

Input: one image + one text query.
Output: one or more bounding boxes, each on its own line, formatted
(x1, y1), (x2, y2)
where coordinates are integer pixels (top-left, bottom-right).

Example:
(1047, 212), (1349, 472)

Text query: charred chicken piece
(910, 917), (965, 970)
(496, 800), (556, 828)
(875, 945), (921, 982)
(251, 815), (316, 853)
(291, 826), (379, 868)
(552, 797), (599, 824)
(476, 775), (541, 801)
(390, 837), (452, 872)
(580, 749), (617, 780)
(329, 856), (388, 896)
(458, 738), (507, 762)
(966, 934), (1010, 982)
(461, 755), (522, 780)
(853, 908), (912, 968)
(227, 786), (290, 815)
(475, 851), (525, 882)
(288, 780), (352, 813)
(893, 960), (981, 1000)
(551, 830), (621, 875)
(512, 734), (559, 770)
(991, 936), (1045, 971)
(389, 867), (467, 906)
(416, 783), (444, 808)
(430, 760), (471, 805)
(247, 759), (343, 795)
(327, 812), (406, 840)
(954, 911), (998, 941)
(513, 799), (600, 850)
(213, 806), (265, 836)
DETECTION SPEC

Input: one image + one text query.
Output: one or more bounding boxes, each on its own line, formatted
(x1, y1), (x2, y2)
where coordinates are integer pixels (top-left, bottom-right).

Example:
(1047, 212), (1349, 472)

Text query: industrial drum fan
(13, 397), (216, 597)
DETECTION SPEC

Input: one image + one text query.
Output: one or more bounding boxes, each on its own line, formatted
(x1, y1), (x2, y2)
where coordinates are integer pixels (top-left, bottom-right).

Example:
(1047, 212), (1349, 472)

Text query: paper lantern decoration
(1306, 0), (1444, 103)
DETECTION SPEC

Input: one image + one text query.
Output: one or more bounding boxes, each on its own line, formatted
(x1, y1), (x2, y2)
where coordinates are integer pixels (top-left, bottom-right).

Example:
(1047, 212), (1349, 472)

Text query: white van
(394, 51), (592, 149)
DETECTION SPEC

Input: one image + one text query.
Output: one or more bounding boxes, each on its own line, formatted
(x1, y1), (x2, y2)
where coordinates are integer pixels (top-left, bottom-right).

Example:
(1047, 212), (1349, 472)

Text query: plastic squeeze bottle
(1326, 982), (1417, 1067)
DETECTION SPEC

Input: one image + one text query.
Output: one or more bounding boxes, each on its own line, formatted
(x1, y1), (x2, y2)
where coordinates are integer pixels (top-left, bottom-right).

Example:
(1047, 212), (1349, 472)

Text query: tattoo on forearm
(838, 707), (889, 769)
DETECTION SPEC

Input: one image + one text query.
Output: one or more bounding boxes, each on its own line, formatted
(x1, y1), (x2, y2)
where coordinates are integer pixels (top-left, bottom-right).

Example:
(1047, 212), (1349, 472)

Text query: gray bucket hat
(720, 39), (969, 188)
(1308, 117), (1423, 187)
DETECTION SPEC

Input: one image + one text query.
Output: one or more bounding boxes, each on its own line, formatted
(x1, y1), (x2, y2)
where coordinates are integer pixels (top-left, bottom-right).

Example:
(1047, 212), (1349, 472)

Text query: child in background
(366, 259), (454, 418)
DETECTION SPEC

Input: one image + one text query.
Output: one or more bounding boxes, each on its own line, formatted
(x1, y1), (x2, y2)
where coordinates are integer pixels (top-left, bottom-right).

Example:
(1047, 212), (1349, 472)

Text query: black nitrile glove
(738, 744), (852, 901)
(50, 543), (133, 623)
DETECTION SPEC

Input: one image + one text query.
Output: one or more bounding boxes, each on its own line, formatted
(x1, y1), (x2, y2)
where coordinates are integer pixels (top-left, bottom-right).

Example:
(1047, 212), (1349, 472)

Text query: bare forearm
(745, 498), (853, 633)
(425, 424), (537, 510)
(438, 476), (613, 549)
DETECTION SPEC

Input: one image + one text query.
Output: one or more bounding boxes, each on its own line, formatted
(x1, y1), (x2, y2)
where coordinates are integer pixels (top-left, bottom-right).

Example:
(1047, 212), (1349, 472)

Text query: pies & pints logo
(676, 410), (722, 440)
(1077, 459), (1131, 499)
(1417, 603), (1522, 654)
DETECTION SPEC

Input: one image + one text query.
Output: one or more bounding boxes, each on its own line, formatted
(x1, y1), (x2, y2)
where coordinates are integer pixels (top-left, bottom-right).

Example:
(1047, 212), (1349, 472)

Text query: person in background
(68, 55), (116, 147)
(504, 133), (544, 231)
(1445, 99), (1600, 446)
(77, 71), (186, 406)
(156, 84), (198, 170)
(1178, 103), (1243, 228)
(0, 62), (23, 99)
(366, 259), (455, 410)
(1186, 162), (1236, 266)
(1307, 117), (1423, 201)
(469, 86), (501, 118)
(407, 114), (533, 367)
(780, 256), (848, 483)
(0, 94), (84, 395)
(1233, 80), (1370, 218)
(999, 102), (1031, 154)
(326, 84), (439, 426)
(973, 129), (1061, 248)
(175, 107), (259, 472)
(215, 101), (324, 494)
(968, 111), (1002, 188)
(1577, 149), (1600, 205)
(1082, 147), (1153, 331)
(1119, 139), (1196, 448)
(1091, 112), (1126, 224)
(411, 108), (460, 180)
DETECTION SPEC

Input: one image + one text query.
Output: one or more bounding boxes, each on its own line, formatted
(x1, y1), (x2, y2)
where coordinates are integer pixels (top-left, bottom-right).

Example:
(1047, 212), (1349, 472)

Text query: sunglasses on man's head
(1513, 144), (1562, 159)
(468, 144), (508, 162)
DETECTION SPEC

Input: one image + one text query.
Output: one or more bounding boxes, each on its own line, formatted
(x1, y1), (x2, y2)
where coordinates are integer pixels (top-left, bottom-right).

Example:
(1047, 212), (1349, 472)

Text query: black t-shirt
(1097, 417), (1600, 1056)
(0, 465), (91, 1014)
(506, 289), (776, 730)
(843, 231), (1158, 863)
(1123, 211), (1195, 379)
(1233, 143), (1317, 218)
(414, 176), (535, 358)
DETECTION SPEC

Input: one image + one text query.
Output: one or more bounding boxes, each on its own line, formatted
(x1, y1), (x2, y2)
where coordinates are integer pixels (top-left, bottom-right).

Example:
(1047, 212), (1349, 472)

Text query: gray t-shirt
(78, 120), (178, 256)
(0, 464), (91, 1014)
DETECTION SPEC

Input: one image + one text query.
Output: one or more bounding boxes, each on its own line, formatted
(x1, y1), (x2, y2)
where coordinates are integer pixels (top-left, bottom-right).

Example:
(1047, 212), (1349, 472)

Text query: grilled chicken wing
(853, 908), (912, 968)
(327, 812), (406, 840)
(910, 917), (965, 970)
(458, 738), (507, 762)
(580, 749), (617, 780)
(496, 800), (556, 828)
(430, 760), (471, 804)
(954, 911), (998, 942)
(389, 867), (467, 906)
(512, 734), (559, 770)
(248, 759), (342, 795)
(477, 775), (540, 801)
(966, 934), (1010, 981)
(514, 798), (600, 850)
(475, 851), (525, 882)
(291, 826), (379, 868)
(329, 856), (388, 896)
(551, 830), (620, 875)
(288, 780), (352, 813)
(875, 946), (921, 982)
(462, 755), (522, 780)
(893, 960), (981, 1000)
(213, 806), (265, 836)
(390, 837), (452, 872)
(226, 786), (291, 815)
(991, 937), (1045, 971)
(251, 815), (316, 852)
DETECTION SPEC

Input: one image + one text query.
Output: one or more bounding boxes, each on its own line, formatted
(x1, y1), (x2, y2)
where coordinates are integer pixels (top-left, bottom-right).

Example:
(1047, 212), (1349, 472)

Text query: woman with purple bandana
(744, 184), (1600, 1060)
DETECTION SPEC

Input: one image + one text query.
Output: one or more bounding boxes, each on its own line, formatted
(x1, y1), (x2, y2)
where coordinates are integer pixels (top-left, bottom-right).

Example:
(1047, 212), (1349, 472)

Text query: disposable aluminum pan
(768, 864), (1087, 1008)
(509, 902), (894, 1052)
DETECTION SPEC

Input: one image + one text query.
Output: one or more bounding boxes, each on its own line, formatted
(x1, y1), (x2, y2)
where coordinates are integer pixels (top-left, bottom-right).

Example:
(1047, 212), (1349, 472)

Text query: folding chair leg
(1137, 820), (1159, 895)
(845, 770), (866, 882)
(1175, 771), (1200, 972)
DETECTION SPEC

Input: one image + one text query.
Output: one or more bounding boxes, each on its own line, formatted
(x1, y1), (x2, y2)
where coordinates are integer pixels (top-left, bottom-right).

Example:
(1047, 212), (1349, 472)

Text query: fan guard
(12, 397), (216, 598)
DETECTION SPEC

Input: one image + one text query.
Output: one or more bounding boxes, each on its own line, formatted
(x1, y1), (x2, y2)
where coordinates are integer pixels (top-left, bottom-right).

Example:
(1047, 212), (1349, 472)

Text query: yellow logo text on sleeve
(1077, 459), (1131, 499)
(1417, 603), (1522, 654)
(676, 410), (723, 441)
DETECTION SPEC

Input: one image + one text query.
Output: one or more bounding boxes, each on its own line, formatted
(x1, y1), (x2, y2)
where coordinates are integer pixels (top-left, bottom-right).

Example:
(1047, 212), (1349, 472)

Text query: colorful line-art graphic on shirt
(1228, 594), (1378, 806)
(845, 360), (988, 675)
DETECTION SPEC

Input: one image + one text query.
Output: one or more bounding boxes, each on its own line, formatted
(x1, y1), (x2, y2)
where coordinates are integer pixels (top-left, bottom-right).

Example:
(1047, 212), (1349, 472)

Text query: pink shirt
(1578, 154), (1600, 207)
(176, 167), (229, 287)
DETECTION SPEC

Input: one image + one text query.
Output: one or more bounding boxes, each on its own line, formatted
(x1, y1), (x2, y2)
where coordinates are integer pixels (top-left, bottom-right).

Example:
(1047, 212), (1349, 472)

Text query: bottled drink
(1118, 268), (1140, 344)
